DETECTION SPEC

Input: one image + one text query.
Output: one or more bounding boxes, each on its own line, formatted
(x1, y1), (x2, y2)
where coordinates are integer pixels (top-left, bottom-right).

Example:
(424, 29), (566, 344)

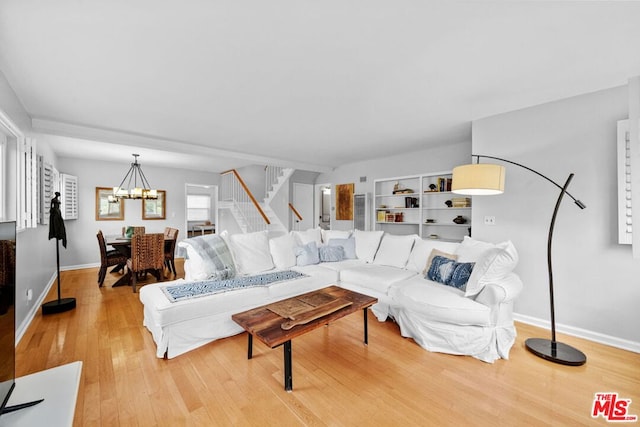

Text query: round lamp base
(42, 297), (76, 315)
(525, 338), (586, 366)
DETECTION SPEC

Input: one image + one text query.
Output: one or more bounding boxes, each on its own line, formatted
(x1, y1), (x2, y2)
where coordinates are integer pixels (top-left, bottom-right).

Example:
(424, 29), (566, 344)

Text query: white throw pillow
(269, 234), (297, 269)
(456, 237), (519, 297)
(294, 241), (320, 266)
(373, 234), (417, 268)
(321, 229), (351, 243)
(229, 231), (275, 275)
(291, 228), (323, 246)
(407, 239), (460, 273)
(353, 230), (384, 263)
(327, 237), (356, 259)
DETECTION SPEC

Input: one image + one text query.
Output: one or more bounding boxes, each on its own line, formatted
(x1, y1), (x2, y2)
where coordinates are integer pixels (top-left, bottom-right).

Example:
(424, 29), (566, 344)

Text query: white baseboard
(16, 271), (57, 344)
(61, 263), (99, 271)
(16, 263), (100, 344)
(514, 313), (640, 354)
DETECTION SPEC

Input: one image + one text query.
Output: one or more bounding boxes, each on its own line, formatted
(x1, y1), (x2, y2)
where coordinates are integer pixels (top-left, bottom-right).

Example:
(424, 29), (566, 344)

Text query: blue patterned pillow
(319, 245), (345, 262)
(426, 256), (475, 290)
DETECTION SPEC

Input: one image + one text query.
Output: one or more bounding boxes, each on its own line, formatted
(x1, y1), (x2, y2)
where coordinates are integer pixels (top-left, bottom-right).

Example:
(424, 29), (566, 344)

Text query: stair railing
(288, 203), (303, 231)
(265, 165), (284, 198)
(221, 170), (270, 232)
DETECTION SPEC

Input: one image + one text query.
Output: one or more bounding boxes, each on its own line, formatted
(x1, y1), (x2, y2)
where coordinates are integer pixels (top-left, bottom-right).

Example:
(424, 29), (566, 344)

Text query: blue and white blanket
(161, 270), (307, 303)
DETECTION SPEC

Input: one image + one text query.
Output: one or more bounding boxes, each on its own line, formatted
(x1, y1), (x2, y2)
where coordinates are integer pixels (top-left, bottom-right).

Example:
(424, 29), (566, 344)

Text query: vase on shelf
(453, 215), (467, 224)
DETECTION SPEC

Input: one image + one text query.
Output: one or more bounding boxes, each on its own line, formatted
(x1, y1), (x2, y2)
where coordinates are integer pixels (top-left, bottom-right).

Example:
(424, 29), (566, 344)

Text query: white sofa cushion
(268, 234), (297, 269)
(389, 276), (491, 326)
(353, 230), (384, 263)
(228, 231), (275, 275)
(321, 229), (351, 243)
(373, 234), (417, 268)
(455, 236), (519, 297)
(407, 239), (460, 273)
(291, 228), (323, 246)
(340, 264), (417, 295)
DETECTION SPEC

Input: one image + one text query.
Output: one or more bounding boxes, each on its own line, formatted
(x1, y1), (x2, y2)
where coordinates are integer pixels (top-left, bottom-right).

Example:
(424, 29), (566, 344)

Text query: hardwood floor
(17, 261), (640, 426)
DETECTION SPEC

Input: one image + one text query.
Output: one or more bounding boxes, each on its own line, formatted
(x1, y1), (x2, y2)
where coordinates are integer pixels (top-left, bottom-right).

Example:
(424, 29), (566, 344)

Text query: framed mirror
(95, 187), (124, 220)
(142, 190), (166, 220)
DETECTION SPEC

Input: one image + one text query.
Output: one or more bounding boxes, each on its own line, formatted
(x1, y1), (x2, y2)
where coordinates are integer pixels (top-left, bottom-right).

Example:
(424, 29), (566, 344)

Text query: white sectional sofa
(139, 228), (522, 363)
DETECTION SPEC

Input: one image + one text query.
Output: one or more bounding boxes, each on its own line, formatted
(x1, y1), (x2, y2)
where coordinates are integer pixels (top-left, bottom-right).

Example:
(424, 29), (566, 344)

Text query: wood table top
(231, 286), (377, 348)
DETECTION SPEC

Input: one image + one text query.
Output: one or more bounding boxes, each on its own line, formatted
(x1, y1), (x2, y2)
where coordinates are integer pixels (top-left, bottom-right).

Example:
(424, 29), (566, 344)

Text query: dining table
(106, 235), (175, 288)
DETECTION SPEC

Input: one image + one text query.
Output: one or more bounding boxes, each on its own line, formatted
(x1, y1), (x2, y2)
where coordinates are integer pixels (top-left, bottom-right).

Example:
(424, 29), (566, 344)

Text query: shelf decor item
(453, 215), (467, 224)
(452, 154), (587, 366)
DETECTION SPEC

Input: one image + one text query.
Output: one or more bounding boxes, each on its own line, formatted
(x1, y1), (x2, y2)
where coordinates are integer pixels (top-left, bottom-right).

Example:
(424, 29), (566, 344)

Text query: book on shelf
(435, 177), (453, 192)
(451, 197), (471, 207)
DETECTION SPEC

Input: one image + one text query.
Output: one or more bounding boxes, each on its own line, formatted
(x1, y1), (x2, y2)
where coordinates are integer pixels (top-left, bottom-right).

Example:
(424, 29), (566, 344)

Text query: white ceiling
(1, 1), (639, 173)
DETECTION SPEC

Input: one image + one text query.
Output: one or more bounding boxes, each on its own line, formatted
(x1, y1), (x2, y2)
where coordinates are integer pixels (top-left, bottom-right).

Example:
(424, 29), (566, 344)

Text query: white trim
(514, 313), (640, 354)
(0, 110), (24, 138)
(32, 118), (333, 173)
(16, 272), (56, 344)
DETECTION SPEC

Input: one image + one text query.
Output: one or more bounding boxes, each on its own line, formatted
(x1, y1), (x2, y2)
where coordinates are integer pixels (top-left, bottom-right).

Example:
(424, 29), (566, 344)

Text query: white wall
(317, 140), (472, 230)
(0, 69), (63, 337)
(56, 156), (218, 267)
(473, 85), (640, 348)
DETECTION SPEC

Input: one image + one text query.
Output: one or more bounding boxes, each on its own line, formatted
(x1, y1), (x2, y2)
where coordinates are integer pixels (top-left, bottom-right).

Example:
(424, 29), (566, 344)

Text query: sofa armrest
(474, 273), (523, 307)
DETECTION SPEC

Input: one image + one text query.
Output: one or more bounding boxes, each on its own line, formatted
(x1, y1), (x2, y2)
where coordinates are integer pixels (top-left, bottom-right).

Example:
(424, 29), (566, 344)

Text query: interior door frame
(314, 183), (332, 230)
(184, 183), (218, 238)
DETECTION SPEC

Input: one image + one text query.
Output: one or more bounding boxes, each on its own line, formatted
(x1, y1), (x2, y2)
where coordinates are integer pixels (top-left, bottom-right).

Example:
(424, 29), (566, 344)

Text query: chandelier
(109, 154), (158, 202)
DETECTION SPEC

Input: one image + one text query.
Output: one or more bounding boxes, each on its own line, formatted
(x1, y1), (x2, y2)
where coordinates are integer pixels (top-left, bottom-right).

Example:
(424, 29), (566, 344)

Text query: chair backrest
(165, 228), (179, 254)
(97, 230), (108, 262)
(130, 233), (164, 271)
(124, 226), (146, 238)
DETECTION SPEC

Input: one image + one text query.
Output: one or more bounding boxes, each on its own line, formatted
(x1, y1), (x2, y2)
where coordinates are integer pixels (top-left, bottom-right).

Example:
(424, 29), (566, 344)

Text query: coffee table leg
(247, 334), (253, 360)
(363, 308), (369, 345)
(284, 340), (292, 392)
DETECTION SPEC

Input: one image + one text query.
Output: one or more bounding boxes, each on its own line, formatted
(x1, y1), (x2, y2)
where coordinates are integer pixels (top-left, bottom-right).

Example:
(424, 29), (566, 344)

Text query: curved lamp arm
(460, 154), (587, 365)
(472, 155), (586, 209)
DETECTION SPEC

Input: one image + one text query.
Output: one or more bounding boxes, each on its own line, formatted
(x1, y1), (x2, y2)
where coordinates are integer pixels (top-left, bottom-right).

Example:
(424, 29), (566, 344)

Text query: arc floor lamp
(452, 155), (587, 366)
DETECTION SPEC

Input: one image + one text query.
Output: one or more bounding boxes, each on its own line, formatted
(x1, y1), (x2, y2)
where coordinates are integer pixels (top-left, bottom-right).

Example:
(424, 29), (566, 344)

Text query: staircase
(220, 167), (293, 235)
(265, 166), (294, 204)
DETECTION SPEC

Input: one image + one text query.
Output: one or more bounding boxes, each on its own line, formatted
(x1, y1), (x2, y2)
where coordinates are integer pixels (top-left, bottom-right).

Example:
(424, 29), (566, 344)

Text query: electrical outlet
(484, 216), (496, 226)
(27, 289), (33, 301)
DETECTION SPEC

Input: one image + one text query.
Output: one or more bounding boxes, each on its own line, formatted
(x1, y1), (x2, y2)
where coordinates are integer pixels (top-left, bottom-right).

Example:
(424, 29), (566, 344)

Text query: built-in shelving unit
(374, 171), (472, 241)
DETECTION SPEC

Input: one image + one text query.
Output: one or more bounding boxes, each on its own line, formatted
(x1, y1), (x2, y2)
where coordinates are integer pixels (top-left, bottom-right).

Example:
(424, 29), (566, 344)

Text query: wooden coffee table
(231, 286), (377, 391)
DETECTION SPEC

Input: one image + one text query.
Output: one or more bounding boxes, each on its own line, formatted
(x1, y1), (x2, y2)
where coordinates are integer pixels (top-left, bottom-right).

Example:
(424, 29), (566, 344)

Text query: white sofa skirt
(388, 276), (518, 363)
(139, 267), (338, 358)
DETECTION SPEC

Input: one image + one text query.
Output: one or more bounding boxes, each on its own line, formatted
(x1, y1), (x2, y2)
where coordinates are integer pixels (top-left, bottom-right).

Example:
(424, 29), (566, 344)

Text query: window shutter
(618, 121), (632, 244)
(59, 173), (78, 220)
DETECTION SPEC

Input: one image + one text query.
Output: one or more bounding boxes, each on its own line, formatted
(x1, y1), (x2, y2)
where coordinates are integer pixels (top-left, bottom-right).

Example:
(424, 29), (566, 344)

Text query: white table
(0, 361), (82, 427)
(194, 224), (215, 235)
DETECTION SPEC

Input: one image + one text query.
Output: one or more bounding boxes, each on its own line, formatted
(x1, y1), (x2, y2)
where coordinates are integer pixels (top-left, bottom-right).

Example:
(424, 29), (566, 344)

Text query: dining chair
(123, 226), (146, 238)
(96, 230), (128, 287)
(127, 233), (164, 293)
(163, 228), (179, 276)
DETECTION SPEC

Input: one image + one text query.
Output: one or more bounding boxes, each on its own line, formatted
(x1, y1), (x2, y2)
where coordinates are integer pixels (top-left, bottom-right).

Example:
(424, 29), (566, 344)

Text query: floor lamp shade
(451, 164), (505, 195)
